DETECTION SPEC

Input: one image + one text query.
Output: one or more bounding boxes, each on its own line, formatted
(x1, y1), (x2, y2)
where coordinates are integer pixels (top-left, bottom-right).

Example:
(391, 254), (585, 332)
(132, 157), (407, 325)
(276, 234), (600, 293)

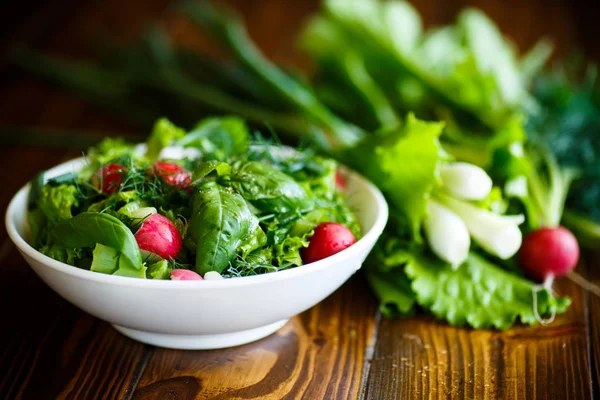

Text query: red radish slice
(519, 226), (580, 282)
(302, 222), (356, 264)
(92, 164), (127, 194)
(135, 213), (182, 261)
(335, 170), (348, 190)
(152, 162), (191, 189)
(171, 269), (203, 280)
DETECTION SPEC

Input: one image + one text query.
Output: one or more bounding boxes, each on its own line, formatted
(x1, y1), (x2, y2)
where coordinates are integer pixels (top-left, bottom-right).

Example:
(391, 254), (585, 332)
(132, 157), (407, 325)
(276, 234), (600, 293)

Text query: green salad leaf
(366, 266), (416, 317)
(190, 184), (264, 274)
(51, 212), (143, 272)
(147, 259), (172, 280)
(178, 116), (250, 161)
(90, 243), (120, 274)
(37, 184), (79, 225)
(146, 117), (186, 160)
(404, 251), (570, 330)
(348, 113), (444, 239)
(228, 161), (310, 213)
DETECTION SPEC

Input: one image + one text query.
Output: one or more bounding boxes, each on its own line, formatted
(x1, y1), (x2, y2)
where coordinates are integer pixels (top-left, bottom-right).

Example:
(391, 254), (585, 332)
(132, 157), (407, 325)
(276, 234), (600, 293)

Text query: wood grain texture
(0, 245), (150, 400)
(0, 0), (599, 399)
(364, 277), (593, 400)
(132, 276), (377, 400)
(585, 253), (600, 397)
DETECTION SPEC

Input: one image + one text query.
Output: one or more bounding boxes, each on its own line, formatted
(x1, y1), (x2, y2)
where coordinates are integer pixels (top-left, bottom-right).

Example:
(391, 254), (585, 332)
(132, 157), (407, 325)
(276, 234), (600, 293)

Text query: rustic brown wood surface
(0, 0), (599, 399)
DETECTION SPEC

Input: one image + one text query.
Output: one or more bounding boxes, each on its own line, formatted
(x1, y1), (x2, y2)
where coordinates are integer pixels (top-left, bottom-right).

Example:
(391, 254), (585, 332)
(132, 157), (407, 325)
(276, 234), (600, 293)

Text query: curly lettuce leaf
(403, 251), (570, 330)
(87, 137), (135, 169)
(37, 184), (79, 225)
(39, 244), (82, 266)
(178, 116), (249, 161)
(146, 117), (186, 161)
(147, 259), (172, 280)
(274, 235), (310, 267)
(366, 266), (416, 317)
(347, 113), (444, 239)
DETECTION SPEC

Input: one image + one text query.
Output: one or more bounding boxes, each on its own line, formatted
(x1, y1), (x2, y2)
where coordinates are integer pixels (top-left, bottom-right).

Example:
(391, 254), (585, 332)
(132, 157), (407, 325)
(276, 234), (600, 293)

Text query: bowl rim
(5, 153), (388, 289)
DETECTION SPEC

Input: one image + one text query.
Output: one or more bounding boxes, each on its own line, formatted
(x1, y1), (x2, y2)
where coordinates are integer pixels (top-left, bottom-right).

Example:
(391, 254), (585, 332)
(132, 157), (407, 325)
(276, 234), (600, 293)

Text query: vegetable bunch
(28, 116), (360, 279)
(15, 0), (598, 329)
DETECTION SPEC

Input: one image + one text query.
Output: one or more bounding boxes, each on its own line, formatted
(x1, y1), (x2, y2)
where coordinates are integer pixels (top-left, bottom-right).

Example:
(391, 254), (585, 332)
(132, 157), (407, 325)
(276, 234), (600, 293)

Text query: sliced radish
(335, 170), (348, 190)
(92, 164), (127, 194)
(302, 222), (356, 264)
(152, 162), (191, 189)
(135, 213), (182, 261)
(171, 269), (203, 280)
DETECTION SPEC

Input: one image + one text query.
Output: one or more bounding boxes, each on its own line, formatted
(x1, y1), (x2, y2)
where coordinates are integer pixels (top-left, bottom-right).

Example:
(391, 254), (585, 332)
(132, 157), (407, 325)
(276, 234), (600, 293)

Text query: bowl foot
(112, 319), (288, 350)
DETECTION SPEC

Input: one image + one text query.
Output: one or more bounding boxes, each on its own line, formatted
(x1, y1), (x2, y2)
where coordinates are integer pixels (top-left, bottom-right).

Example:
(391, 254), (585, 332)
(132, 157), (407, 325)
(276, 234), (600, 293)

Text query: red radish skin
(152, 162), (191, 189)
(335, 170), (348, 190)
(519, 226), (580, 282)
(171, 269), (203, 280)
(302, 222), (356, 264)
(92, 164), (127, 194)
(135, 214), (182, 261)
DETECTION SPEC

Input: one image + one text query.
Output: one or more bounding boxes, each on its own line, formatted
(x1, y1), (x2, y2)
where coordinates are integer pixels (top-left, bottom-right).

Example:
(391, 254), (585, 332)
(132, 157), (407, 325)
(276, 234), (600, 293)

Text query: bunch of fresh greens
(28, 116), (360, 279)
(526, 63), (600, 245)
(13, 0), (579, 329)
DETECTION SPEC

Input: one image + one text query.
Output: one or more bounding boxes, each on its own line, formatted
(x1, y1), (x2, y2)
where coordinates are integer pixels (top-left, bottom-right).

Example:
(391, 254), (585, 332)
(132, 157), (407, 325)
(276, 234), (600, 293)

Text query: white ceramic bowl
(5, 150), (388, 350)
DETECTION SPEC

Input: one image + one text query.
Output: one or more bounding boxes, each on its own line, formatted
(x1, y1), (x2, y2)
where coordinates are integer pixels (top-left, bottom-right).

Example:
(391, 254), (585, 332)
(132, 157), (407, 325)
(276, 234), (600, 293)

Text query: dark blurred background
(0, 0), (599, 138)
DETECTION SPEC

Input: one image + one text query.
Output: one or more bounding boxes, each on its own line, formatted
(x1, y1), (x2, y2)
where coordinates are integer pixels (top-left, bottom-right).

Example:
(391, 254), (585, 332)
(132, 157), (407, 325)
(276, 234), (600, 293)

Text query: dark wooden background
(0, 0), (599, 399)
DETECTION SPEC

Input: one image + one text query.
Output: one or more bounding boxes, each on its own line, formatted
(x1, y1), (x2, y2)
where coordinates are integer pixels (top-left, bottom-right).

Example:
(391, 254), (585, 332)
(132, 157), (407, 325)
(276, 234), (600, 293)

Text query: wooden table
(1, 1), (598, 398)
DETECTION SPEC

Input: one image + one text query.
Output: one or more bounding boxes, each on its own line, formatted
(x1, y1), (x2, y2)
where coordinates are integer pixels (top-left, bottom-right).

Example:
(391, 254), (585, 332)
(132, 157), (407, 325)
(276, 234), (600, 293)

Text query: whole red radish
(152, 162), (191, 189)
(302, 222), (356, 264)
(135, 213), (182, 261)
(92, 164), (127, 194)
(171, 269), (203, 281)
(519, 226), (579, 282)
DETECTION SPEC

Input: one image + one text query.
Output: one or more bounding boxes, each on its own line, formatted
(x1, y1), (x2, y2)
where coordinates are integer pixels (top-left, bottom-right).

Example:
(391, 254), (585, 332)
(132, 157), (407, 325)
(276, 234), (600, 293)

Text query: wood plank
(0, 245), (150, 400)
(364, 277), (592, 399)
(584, 252), (600, 396)
(132, 276), (377, 400)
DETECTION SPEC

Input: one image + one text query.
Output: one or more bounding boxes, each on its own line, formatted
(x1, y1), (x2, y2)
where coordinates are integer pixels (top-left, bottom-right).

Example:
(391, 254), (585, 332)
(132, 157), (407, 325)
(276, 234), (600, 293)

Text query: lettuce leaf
(87, 137), (135, 169)
(178, 116), (250, 161)
(404, 251), (570, 330)
(146, 117), (186, 161)
(90, 243), (120, 274)
(366, 266), (416, 317)
(347, 113), (444, 239)
(37, 184), (79, 225)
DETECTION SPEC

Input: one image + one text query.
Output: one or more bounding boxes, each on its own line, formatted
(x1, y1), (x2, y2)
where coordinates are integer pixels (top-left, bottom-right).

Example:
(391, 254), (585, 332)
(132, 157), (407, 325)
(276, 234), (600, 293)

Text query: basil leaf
(190, 185), (262, 274)
(228, 161), (309, 213)
(51, 212), (142, 271)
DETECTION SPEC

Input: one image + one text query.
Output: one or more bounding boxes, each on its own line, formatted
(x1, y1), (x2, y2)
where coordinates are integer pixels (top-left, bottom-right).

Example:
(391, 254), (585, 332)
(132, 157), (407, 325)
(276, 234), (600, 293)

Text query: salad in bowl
(28, 116), (361, 281)
(6, 116), (388, 349)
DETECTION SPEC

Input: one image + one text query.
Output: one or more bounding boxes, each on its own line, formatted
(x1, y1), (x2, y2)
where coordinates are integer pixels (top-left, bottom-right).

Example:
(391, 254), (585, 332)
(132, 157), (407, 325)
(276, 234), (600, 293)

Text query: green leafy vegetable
(37, 184), (79, 225)
(90, 243), (120, 274)
(189, 185), (263, 274)
(527, 63), (600, 238)
(404, 251), (570, 329)
(146, 117), (186, 160)
(51, 212), (143, 271)
(347, 113), (444, 238)
(228, 161), (310, 213)
(366, 267), (416, 317)
(178, 116), (249, 161)
(147, 259), (172, 279)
